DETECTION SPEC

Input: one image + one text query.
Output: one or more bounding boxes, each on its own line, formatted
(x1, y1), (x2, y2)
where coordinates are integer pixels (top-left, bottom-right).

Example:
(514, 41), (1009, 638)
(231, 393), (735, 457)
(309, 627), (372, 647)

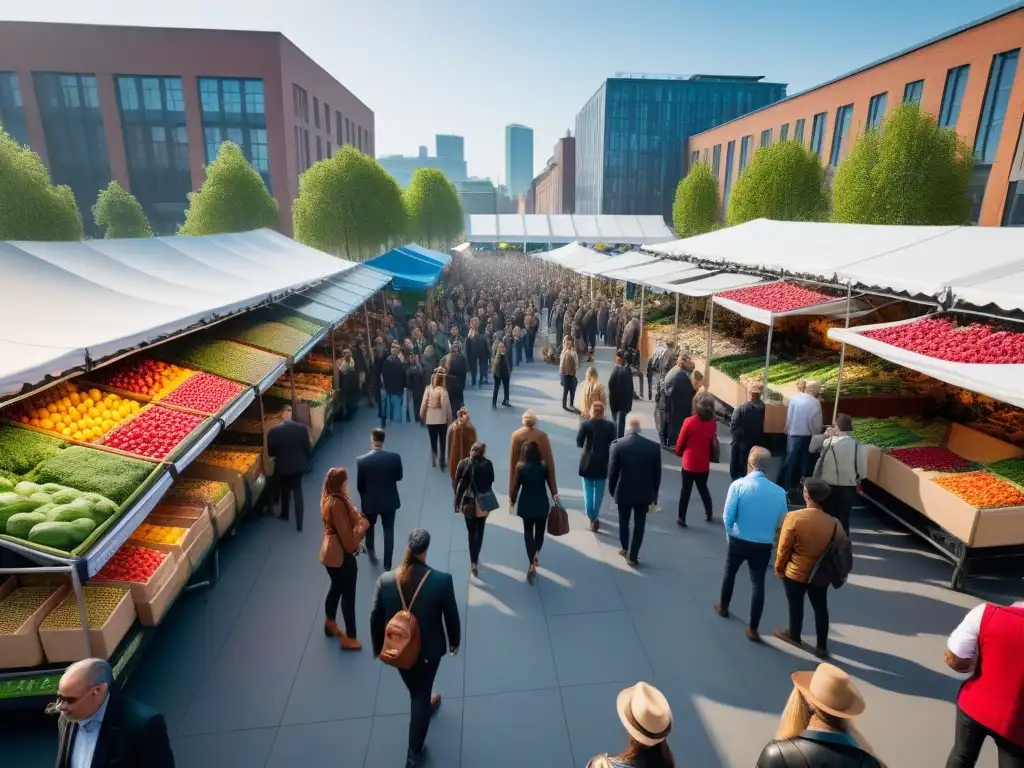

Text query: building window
(809, 112), (827, 156)
(975, 49), (1020, 164)
(200, 79), (220, 115)
(313, 96), (320, 128)
(903, 80), (924, 105)
(293, 84), (308, 122)
(198, 77), (271, 190)
(794, 118), (805, 145)
(739, 135), (752, 173)
(316, 134), (322, 161)
(327, 140), (332, 157)
(691, 149), (699, 167)
(938, 66), (970, 130)
(866, 92), (887, 131)
(780, 123), (789, 142)
(335, 111), (342, 143)
(324, 103), (330, 135)
(829, 104), (854, 167)
(357, 125), (363, 151)
(1003, 181), (1024, 226)
(712, 144), (721, 178)
(141, 78), (162, 111)
(345, 117), (350, 144)
(0, 72), (28, 146)
(32, 72), (111, 236)
(966, 164), (992, 224)
(759, 128), (772, 148)
(723, 140), (735, 206)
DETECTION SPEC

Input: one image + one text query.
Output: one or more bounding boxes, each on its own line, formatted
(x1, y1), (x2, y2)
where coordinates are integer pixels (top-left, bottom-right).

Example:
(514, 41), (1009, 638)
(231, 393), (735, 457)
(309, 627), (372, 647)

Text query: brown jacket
(508, 426), (558, 496)
(448, 421), (478, 480)
(420, 385), (452, 425)
(559, 349), (578, 376)
(578, 380), (607, 416)
(320, 495), (364, 567)
(775, 506), (844, 582)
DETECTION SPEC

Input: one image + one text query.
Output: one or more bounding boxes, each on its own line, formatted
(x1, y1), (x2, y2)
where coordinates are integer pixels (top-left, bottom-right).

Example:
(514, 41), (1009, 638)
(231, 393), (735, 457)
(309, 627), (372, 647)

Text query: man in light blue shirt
(715, 446), (789, 642)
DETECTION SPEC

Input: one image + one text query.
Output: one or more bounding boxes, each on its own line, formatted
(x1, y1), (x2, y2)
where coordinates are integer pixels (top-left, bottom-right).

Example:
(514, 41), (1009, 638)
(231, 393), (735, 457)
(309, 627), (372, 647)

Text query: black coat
(453, 456), (495, 511)
(663, 366), (695, 444)
(338, 362), (360, 397)
(606, 315), (619, 347)
(405, 361), (426, 392)
(607, 364), (635, 414)
(370, 562), (461, 662)
(502, 334), (516, 370)
(730, 398), (766, 448)
(608, 431), (661, 507)
(381, 354), (406, 395)
(466, 333), (489, 361)
(267, 419), (311, 476)
(511, 461), (551, 521)
(755, 735), (882, 768)
(55, 690), (174, 768)
(493, 351), (510, 379)
(576, 418), (617, 479)
(356, 448), (404, 514)
(621, 318), (641, 349)
(445, 352), (468, 391)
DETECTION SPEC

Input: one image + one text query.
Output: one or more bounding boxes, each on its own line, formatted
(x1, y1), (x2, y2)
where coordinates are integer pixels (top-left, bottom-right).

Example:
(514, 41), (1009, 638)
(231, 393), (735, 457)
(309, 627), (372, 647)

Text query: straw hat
(791, 663), (865, 719)
(616, 682), (673, 746)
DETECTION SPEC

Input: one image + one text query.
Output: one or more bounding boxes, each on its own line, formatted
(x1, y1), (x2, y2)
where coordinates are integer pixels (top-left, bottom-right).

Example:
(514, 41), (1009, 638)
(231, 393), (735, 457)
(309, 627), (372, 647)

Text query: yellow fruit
(91, 426), (103, 438)
(40, 418), (54, 430)
(29, 418), (40, 427)
(69, 392), (81, 406)
(88, 389), (101, 402)
(61, 427), (72, 436)
(82, 397), (94, 409)
(129, 401), (140, 413)
(72, 431), (84, 441)
(102, 419), (114, 431)
(47, 403), (58, 414)
(61, 397), (71, 408)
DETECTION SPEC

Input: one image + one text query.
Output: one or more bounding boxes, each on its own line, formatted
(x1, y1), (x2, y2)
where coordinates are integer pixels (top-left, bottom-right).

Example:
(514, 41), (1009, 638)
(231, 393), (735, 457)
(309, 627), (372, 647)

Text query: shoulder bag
(547, 501), (569, 536)
(710, 427), (721, 464)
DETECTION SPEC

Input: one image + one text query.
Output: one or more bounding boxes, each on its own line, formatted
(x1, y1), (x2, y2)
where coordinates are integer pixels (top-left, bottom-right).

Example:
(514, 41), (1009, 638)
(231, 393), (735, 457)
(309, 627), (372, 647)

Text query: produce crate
(947, 423), (1024, 465)
(97, 403), (210, 463)
(0, 384), (145, 446)
(210, 494), (237, 539)
(183, 520), (216, 571)
(0, 582), (69, 669)
(694, 357), (787, 433)
(136, 554), (190, 627)
(182, 464), (246, 513)
(92, 545), (176, 603)
(142, 507), (212, 556)
(193, 445), (264, 486)
(39, 587), (136, 663)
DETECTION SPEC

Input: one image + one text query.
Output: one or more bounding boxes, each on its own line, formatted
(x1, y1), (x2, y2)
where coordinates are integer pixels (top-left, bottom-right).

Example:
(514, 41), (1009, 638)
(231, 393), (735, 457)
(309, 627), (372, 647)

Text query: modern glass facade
(115, 76), (191, 234)
(866, 92), (887, 130)
(974, 49), (1019, 164)
(505, 124), (533, 198)
(32, 72), (111, 236)
(574, 75), (786, 216)
(829, 104), (854, 167)
(0, 72), (28, 146)
(938, 66), (970, 128)
(722, 140), (735, 206)
(198, 77), (270, 191)
(903, 79), (924, 104)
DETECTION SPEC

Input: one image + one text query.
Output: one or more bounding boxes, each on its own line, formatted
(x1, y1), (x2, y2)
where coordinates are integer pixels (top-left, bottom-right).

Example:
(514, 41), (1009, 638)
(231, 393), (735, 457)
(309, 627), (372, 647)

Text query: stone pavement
(4, 346), (1008, 766)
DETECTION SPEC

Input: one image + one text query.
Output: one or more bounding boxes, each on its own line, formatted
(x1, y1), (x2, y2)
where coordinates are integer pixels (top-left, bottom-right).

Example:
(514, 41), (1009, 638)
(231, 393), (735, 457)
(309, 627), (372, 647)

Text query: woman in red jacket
(675, 393), (718, 526)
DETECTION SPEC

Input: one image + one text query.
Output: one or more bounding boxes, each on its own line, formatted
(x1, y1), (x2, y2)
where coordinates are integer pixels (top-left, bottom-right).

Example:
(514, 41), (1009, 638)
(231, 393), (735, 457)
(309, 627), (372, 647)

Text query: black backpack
(809, 519), (853, 589)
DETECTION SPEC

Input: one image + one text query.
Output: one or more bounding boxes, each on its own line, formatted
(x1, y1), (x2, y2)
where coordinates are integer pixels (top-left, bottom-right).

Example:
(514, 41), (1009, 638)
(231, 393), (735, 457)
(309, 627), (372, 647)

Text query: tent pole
(673, 292), (680, 347)
(705, 297), (714, 372)
(288, 358), (297, 407)
(832, 283), (853, 424)
(762, 318), (774, 388)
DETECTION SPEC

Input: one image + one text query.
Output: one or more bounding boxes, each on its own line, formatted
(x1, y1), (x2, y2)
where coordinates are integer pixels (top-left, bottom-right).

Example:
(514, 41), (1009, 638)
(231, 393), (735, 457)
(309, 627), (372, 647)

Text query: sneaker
(618, 548), (627, 558)
(502, 401), (513, 408)
(627, 557), (639, 567)
(589, 519), (599, 532)
(714, 603), (729, 618)
(813, 646), (830, 659)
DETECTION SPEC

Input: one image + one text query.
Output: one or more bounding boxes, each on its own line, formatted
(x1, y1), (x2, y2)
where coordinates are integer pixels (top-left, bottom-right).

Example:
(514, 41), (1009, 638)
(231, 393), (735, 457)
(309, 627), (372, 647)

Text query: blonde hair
(585, 366), (599, 382)
(522, 410), (537, 427)
(776, 689), (879, 761)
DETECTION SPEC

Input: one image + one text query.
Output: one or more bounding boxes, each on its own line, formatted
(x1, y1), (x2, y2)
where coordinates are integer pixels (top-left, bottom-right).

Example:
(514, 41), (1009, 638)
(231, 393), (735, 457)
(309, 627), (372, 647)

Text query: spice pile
(932, 473), (1024, 509)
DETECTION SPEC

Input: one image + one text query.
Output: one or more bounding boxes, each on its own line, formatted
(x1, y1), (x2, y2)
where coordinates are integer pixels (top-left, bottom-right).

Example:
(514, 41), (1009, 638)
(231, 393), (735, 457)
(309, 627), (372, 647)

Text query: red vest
(958, 604), (1024, 746)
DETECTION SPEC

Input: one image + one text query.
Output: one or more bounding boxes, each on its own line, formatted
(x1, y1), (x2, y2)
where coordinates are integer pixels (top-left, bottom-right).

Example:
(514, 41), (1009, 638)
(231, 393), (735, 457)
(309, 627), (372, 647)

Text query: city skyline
(1, 0), (1016, 184)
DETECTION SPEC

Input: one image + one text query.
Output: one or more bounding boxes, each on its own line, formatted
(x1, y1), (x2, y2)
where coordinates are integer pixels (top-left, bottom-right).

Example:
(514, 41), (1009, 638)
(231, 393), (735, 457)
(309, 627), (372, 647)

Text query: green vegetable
(274, 314), (323, 336)
(28, 521), (78, 550)
(49, 504), (95, 523)
(851, 418), (924, 450)
(7, 511), (48, 539)
(0, 476), (13, 493)
(0, 426), (66, 476)
(28, 447), (155, 507)
(168, 340), (283, 385)
(28, 492), (52, 504)
(0, 495), (48, 521)
(51, 489), (81, 504)
(39, 483), (66, 494)
(986, 458), (1024, 489)
(14, 481), (42, 496)
(68, 517), (96, 545)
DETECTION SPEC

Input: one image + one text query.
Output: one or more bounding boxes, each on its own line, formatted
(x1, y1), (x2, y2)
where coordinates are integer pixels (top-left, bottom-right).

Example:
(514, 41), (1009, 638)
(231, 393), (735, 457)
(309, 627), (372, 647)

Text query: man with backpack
(370, 528), (461, 768)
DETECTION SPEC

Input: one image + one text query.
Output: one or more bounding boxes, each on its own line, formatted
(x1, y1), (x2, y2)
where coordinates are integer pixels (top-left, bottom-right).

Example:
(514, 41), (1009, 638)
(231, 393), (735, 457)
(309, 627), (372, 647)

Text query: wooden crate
(0, 582), (69, 669)
(39, 589), (136, 663)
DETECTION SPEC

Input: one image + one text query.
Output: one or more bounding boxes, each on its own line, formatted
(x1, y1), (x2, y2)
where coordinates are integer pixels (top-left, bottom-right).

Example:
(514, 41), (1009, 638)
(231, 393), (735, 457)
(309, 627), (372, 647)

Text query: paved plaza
(5, 347), (1012, 766)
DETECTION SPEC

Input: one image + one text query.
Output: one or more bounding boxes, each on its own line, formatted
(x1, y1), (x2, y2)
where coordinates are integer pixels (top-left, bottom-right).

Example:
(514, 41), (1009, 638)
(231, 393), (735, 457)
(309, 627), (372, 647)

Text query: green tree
(92, 181), (153, 238)
(404, 168), (464, 248)
(292, 146), (405, 259)
(0, 127), (84, 240)
(727, 140), (830, 225)
(178, 142), (277, 235)
(832, 103), (973, 225)
(672, 162), (720, 236)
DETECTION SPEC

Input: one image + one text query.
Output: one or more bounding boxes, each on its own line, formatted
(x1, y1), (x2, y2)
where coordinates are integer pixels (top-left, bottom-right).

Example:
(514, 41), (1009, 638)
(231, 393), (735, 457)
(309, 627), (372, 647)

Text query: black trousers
(612, 410), (628, 439)
(946, 706), (1024, 768)
(492, 374), (510, 406)
(679, 469), (713, 522)
(783, 577), (830, 650)
(729, 441), (749, 481)
(399, 657), (440, 756)
(464, 514), (487, 565)
(278, 473), (304, 530)
(478, 357), (489, 384)
(427, 424), (447, 463)
(824, 484), (857, 535)
(523, 517), (546, 562)
(448, 388), (464, 415)
(324, 556), (357, 636)
(561, 375), (577, 409)
(617, 503), (648, 560)
(407, 387), (425, 422)
(719, 537), (772, 630)
(364, 508), (396, 569)
(468, 355), (479, 385)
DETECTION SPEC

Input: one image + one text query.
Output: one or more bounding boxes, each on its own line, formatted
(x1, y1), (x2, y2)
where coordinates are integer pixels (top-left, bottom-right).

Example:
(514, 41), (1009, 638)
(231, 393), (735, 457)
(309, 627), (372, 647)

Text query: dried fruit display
(851, 418), (925, 450)
(195, 446), (262, 474)
(28, 447), (155, 507)
(159, 372), (243, 413)
(887, 447), (973, 473)
(0, 425), (66, 475)
(166, 478), (230, 504)
(132, 523), (187, 546)
(40, 586), (129, 629)
(932, 472), (1024, 509)
(98, 359), (194, 399)
(985, 458), (1024, 488)
(3, 383), (142, 443)
(170, 340), (283, 385)
(229, 320), (311, 356)
(863, 317), (1024, 365)
(102, 406), (206, 460)
(0, 586), (61, 634)
(93, 544), (168, 584)
(717, 283), (835, 313)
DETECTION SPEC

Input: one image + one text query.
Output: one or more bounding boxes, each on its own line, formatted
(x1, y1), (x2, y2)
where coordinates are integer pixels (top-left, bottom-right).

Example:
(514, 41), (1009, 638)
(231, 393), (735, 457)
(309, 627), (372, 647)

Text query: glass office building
(198, 77), (270, 192)
(505, 124), (534, 198)
(574, 75), (786, 217)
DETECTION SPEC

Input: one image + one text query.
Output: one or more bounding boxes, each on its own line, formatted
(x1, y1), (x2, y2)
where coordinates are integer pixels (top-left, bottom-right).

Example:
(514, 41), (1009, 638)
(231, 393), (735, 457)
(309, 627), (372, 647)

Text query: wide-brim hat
(792, 663), (865, 719)
(616, 682), (673, 746)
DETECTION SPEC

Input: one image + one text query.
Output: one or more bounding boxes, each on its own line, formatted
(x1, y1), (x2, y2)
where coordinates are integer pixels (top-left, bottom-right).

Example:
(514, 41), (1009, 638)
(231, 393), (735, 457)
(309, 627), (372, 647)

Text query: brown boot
(324, 619), (342, 638)
(339, 633), (363, 651)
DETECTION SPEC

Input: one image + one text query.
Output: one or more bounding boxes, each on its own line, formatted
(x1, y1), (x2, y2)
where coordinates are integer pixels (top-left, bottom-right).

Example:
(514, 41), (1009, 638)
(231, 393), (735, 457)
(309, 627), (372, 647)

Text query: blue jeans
(384, 393), (404, 424)
(777, 435), (812, 491)
(582, 478), (606, 521)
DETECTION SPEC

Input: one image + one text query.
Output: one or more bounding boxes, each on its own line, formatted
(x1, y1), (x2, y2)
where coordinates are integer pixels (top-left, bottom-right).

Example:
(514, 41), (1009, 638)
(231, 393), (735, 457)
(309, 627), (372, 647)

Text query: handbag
(547, 502), (569, 536)
(710, 432), (721, 463)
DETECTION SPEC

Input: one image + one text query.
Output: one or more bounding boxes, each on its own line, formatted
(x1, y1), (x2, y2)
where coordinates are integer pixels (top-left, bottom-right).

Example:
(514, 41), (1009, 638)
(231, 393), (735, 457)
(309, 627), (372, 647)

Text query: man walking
(715, 447), (789, 642)
(444, 341), (468, 414)
(381, 342), (407, 427)
(357, 427), (404, 570)
(662, 354), (695, 447)
(370, 529), (461, 768)
(730, 383), (766, 481)
(777, 380), (823, 492)
(267, 404), (311, 531)
(608, 414), (661, 566)
(608, 351), (635, 439)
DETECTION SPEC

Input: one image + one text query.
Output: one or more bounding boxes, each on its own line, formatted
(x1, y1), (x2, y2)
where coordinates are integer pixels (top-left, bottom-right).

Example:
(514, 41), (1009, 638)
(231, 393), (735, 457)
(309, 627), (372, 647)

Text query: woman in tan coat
(577, 367), (607, 418)
(420, 371), (453, 468)
(560, 335), (579, 413)
(508, 410), (558, 500)
(447, 407), (478, 480)
(319, 467), (366, 651)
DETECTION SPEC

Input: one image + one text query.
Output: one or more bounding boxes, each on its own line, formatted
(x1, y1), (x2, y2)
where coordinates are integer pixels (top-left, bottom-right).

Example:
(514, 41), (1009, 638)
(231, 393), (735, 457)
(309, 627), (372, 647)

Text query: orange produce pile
(196, 446), (262, 474)
(132, 523), (187, 546)
(932, 472), (1024, 509)
(4, 382), (141, 443)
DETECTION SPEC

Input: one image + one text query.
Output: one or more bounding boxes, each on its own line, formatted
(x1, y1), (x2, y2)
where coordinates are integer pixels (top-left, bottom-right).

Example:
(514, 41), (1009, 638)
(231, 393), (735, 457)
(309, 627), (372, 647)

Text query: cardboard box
(150, 499), (208, 522)
(0, 575), (15, 602)
(183, 464), (246, 512)
(0, 582), (69, 669)
(947, 422), (1024, 465)
(40, 588), (136, 663)
(211, 493), (237, 538)
(94, 546), (176, 603)
(183, 519), (216, 571)
(144, 508), (212, 553)
(135, 555), (190, 627)
(695, 357), (788, 434)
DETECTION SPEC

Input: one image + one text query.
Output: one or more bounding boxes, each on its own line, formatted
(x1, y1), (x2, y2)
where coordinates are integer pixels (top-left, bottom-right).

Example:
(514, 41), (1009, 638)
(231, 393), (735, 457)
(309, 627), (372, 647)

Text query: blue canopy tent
(366, 247), (442, 291)
(400, 243), (452, 267)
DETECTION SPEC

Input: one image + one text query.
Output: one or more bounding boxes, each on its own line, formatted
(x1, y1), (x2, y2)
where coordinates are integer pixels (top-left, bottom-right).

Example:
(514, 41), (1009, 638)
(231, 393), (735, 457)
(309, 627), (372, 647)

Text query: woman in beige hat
(587, 681), (676, 767)
(756, 662), (883, 767)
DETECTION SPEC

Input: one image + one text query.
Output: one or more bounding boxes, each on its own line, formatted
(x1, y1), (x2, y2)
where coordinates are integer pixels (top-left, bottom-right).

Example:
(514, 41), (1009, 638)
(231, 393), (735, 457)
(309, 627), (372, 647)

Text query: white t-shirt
(947, 600), (1024, 659)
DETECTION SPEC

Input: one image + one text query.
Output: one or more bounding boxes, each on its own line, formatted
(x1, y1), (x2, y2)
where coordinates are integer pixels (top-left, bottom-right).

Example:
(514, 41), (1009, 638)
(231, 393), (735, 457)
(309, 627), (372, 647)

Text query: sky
(1, 0), (1016, 183)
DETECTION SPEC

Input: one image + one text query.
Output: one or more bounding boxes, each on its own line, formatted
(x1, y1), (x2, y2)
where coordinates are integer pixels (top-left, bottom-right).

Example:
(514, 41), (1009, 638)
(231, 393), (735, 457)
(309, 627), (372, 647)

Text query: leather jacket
(756, 732), (882, 768)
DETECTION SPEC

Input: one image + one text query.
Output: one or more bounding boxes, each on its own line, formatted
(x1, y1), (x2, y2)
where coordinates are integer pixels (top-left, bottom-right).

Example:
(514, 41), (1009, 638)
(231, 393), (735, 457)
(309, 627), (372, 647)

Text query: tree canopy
(292, 146), (406, 258)
(0, 127), (84, 241)
(178, 142), (278, 235)
(404, 168), (463, 248)
(92, 180), (153, 238)
(832, 103), (974, 225)
(672, 162), (720, 237)
(726, 140), (830, 226)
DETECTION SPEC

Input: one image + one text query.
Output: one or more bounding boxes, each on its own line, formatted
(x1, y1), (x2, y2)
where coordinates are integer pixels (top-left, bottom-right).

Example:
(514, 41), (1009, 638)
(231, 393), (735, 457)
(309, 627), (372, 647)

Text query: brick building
(531, 136), (576, 215)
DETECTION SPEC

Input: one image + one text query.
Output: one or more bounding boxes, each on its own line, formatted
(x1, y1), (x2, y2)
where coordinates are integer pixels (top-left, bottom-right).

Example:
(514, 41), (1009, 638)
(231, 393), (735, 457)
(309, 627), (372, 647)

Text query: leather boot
(324, 619), (341, 638)
(339, 633), (362, 651)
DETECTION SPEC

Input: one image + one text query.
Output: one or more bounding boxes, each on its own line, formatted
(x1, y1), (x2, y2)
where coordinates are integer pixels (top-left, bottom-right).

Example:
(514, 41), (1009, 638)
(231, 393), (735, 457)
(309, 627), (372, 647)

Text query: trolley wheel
(950, 565), (964, 591)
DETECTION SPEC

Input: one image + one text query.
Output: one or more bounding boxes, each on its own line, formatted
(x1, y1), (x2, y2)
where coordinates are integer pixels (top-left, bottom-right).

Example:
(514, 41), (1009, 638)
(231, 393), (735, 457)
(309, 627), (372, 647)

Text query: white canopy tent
(603, 259), (708, 287)
(646, 271), (766, 297)
(575, 251), (662, 277)
(540, 242), (611, 269)
(465, 214), (675, 246)
(713, 289), (877, 327)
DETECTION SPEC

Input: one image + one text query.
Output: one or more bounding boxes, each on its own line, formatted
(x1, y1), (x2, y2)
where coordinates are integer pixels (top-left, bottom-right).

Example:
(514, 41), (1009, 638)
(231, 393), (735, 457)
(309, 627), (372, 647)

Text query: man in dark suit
(608, 414), (662, 566)
(53, 658), (174, 768)
(267, 404), (311, 532)
(356, 427), (404, 570)
(370, 529), (461, 768)
(608, 351), (636, 439)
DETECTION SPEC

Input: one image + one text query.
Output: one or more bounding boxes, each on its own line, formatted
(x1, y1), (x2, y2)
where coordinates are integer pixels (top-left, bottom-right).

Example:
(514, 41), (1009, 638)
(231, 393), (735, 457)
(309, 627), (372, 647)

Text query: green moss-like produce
(28, 447), (155, 507)
(228, 320), (311, 357)
(0, 425), (66, 475)
(986, 458), (1024, 489)
(169, 340), (283, 385)
(274, 314), (324, 337)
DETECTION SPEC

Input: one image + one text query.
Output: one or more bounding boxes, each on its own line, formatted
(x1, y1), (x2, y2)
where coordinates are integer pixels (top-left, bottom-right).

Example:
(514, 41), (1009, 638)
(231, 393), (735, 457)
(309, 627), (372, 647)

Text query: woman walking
(447, 407), (477, 480)
(560, 335), (579, 413)
(492, 341), (512, 409)
(577, 401), (616, 532)
(508, 410), (558, 506)
(319, 467), (367, 651)
(587, 682), (676, 768)
(420, 371), (452, 469)
(577, 366), (607, 420)
(510, 441), (557, 583)
(453, 441), (495, 577)
(675, 393), (718, 526)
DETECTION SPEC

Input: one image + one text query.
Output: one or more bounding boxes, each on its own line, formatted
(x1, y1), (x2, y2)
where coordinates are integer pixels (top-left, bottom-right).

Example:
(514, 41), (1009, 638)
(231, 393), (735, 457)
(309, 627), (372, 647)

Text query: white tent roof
(465, 214), (674, 245)
(538, 242), (611, 269)
(713, 287), (877, 326)
(291, 265), (390, 325)
(603, 259), (705, 286)
(576, 252), (661, 276)
(646, 272), (766, 297)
